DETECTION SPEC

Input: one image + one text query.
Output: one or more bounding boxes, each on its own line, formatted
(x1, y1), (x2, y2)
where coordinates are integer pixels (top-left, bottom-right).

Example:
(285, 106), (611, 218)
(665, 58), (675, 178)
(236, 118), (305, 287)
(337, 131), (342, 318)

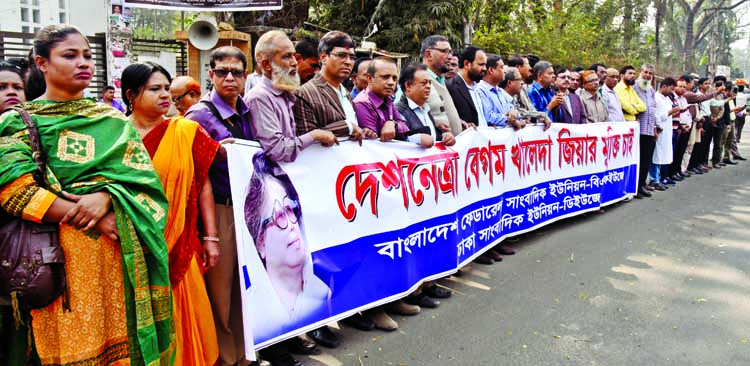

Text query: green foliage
(130, 8), (188, 39)
(473, 0), (643, 69)
(311, 0), (470, 55)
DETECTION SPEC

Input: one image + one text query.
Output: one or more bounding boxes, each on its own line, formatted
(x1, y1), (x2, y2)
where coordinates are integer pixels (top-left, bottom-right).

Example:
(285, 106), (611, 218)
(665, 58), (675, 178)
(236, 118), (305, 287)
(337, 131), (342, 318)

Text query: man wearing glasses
(579, 70), (609, 123)
(550, 67), (586, 124)
(420, 35), (463, 136)
(601, 68), (626, 122)
(293, 31), (368, 145)
(169, 76), (201, 116)
(292, 30), (369, 350)
(184, 45), (255, 366)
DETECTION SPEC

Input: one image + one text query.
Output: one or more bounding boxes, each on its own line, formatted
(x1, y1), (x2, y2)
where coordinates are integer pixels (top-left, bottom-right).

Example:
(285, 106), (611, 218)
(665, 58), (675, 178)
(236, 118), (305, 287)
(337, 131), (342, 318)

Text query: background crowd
(0, 23), (745, 366)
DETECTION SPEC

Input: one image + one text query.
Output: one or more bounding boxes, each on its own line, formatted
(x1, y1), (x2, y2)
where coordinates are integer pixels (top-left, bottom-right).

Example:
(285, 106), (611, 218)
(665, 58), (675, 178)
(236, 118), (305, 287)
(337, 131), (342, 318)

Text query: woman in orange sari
(121, 61), (221, 366)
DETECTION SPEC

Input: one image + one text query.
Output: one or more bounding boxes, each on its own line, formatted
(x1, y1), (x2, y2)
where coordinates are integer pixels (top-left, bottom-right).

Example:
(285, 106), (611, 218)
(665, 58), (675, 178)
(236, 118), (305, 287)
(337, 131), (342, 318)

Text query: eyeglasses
(642, 71), (654, 75)
(212, 68), (245, 79)
(429, 47), (453, 54)
(329, 51), (357, 61)
(586, 78), (599, 84)
(261, 196), (300, 232)
(172, 89), (192, 104)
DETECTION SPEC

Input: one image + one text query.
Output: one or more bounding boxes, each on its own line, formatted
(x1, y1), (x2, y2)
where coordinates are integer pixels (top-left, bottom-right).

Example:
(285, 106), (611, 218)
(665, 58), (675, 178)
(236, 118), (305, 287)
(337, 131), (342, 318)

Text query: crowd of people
(0, 23), (745, 366)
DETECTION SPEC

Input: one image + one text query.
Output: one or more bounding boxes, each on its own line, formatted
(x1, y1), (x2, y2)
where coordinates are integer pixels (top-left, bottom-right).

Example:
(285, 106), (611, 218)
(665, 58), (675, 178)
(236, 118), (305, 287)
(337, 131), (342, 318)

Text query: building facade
(0, 0), (106, 36)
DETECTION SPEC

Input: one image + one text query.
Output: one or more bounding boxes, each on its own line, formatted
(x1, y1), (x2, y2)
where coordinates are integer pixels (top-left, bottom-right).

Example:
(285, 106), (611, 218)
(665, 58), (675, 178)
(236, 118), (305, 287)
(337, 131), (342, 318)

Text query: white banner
(122, 0), (282, 11)
(226, 123), (639, 352)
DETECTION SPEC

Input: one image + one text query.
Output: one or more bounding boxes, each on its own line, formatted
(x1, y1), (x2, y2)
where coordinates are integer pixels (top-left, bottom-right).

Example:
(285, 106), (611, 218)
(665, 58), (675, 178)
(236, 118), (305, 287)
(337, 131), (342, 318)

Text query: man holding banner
(185, 46), (255, 366)
(243, 29), (339, 366)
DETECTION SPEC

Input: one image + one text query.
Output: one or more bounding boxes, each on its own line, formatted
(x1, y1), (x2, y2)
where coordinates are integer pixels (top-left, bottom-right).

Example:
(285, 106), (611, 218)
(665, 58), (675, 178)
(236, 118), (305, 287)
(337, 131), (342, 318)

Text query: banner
(226, 123), (639, 352)
(122, 0), (282, 11)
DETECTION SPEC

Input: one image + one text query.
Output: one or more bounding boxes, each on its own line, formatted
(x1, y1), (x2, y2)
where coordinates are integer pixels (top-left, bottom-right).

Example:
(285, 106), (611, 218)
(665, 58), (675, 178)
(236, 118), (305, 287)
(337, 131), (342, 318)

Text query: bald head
(170, 76), (201, 115)
(604, 68), (619, 89)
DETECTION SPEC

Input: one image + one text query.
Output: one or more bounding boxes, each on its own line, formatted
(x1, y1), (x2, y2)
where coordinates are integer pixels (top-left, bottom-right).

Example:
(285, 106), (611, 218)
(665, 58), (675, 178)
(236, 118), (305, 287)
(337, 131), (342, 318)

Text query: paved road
(298, 152), (750, 366)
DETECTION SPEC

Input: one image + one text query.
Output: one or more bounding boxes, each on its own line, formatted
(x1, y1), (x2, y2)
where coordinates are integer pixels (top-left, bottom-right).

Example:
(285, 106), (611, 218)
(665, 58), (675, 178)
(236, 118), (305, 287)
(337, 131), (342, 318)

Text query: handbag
(0, 107), (68, 314)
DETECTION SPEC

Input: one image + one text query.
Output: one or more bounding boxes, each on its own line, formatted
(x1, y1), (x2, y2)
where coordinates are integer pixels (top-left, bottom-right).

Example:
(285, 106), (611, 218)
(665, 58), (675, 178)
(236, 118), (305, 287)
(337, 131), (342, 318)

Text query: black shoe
(423, 284), (452, 298)
(406, 293), (440, 308)
(494, 245), (516, 255)
(250, 360), (272, 366)
(670, 175), (683, 181)
(719, 162), (727, 166)
(651, 184), (667, 191)
(453, 269), (463, 277)
(723, 159), (738, 165)
(259, 345), (303, 366)
(637, 187), (652, 197)
(712, 163), (722, 169)
(307, 327), (340, 348)
(473, 255), (494, 265)
(734, 155), (747, 161)
(340, 313), (375, 331)
(688, 168), (703, 175)
(680, 171), (692, 177)
(286, 336), (318, 355)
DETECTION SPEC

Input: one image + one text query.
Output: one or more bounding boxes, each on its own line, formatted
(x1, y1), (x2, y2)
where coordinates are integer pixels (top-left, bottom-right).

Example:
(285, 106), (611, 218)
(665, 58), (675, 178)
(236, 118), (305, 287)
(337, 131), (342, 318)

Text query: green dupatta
(0, 99), (175, 366)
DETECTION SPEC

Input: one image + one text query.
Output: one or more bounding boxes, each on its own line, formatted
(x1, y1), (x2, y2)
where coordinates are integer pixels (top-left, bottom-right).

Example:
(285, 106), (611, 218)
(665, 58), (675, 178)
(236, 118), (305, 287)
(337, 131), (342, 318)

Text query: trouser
(711, 125), (729, 164)
(205, 203), (250, 366)
(669, 128), (690, 177)
(690, 120), (713, 169)
(732, 117), (743, 157)
(736, 116), (745, 143)
(723, 121), (736, 161)
(638, 134), (655, 191)
(649, 163), (661, 183)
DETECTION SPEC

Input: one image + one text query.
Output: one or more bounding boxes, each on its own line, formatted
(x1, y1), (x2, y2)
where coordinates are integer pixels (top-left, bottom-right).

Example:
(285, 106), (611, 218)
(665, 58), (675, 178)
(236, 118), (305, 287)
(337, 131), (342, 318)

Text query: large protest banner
(226, 122), (639, 352)
(122, 0), (282, 11)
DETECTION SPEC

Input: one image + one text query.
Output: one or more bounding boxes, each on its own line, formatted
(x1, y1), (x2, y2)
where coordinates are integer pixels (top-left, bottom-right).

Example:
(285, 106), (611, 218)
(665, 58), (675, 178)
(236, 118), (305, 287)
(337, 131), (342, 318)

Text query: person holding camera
(549, 67), (586, 124)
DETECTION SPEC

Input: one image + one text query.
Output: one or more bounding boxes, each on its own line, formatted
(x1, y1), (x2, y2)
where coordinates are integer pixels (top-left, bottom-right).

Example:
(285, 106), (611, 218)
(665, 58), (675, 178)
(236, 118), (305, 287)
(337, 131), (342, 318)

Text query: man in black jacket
(446, 46), (488, 128)
(395, 63), (456, 146)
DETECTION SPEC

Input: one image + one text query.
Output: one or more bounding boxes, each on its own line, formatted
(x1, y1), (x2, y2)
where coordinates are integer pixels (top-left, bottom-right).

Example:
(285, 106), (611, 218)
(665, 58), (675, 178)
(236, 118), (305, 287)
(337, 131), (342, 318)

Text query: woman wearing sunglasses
(244, 152), (330, 343)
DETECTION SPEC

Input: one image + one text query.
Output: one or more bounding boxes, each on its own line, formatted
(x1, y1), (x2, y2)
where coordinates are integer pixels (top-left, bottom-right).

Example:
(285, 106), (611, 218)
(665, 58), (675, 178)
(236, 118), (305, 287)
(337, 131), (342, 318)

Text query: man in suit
(551, 67), (587, 124)
(395, 62), (456, 146)
(446, 46), (488, 127)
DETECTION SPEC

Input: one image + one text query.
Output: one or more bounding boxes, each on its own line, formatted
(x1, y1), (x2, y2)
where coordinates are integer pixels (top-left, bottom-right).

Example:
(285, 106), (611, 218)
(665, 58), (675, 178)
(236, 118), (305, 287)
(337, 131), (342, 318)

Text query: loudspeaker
(188, 16), (219, 51)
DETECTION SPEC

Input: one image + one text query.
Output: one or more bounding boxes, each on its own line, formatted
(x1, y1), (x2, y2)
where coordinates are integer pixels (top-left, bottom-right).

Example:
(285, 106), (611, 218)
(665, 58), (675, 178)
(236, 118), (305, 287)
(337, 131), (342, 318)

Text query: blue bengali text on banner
(226, 122), (639, 353)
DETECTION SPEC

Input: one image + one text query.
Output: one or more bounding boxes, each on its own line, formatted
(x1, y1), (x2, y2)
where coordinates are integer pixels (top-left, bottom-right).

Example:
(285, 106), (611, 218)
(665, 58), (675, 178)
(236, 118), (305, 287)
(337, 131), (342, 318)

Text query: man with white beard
(246, 30), (338, 162)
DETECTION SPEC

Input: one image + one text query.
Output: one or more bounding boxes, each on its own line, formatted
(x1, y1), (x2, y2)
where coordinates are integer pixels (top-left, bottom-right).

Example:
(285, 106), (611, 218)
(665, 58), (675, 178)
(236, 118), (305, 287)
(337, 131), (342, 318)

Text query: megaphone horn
(188, 16), (219, 51)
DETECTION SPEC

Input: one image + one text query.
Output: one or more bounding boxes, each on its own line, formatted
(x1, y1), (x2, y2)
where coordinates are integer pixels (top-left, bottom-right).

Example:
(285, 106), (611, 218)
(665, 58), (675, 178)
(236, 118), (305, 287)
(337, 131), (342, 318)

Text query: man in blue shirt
(528, 61), (564, 122)
(477, 54), (509, 127)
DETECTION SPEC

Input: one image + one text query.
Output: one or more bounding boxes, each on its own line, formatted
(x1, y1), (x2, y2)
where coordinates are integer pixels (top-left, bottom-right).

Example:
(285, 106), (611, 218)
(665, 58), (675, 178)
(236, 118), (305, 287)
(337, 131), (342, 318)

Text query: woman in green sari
(0, 24), (174, 366)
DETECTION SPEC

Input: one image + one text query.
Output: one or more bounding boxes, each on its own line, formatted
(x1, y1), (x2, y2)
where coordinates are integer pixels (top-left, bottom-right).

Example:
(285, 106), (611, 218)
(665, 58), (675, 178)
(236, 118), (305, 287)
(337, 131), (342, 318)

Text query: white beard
(272, 62), (300, 92)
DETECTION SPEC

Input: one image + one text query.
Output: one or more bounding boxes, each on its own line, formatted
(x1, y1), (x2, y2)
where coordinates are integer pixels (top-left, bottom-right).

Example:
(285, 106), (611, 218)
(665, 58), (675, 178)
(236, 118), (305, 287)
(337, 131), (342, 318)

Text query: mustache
(271, 62), (300, 92)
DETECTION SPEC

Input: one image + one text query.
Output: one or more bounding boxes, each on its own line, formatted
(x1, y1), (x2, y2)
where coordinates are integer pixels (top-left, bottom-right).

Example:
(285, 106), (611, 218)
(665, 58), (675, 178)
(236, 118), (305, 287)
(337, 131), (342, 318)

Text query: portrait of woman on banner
(244, 152), (331, 342)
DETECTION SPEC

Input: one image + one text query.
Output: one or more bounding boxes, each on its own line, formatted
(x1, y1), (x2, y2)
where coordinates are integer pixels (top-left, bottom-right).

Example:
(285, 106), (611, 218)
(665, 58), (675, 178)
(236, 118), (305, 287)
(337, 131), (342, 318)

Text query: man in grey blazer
(420, 35), (465, 136)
